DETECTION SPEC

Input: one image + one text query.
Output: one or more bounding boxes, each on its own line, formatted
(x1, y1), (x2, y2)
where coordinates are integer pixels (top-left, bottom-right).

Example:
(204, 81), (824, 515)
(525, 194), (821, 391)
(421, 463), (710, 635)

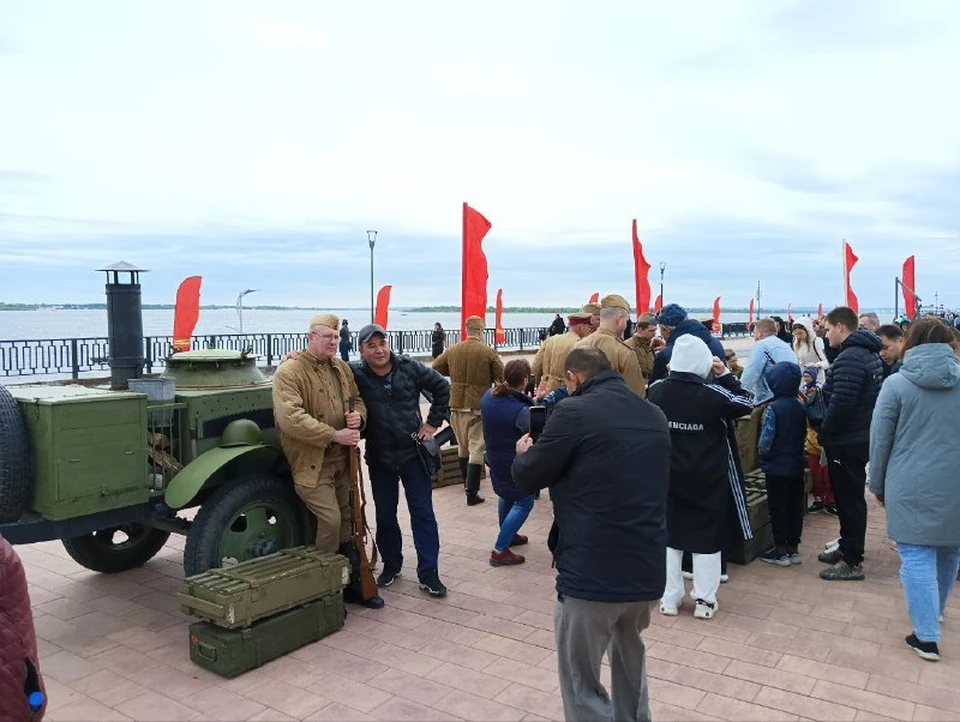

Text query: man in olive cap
(533, 312), (592, 396)
(432, 315), (505, 505)
(583, 302), (602, 335)
(624, 311), (662, 381)
(576, 295), (646, 396)
(273, 313), (384, 609)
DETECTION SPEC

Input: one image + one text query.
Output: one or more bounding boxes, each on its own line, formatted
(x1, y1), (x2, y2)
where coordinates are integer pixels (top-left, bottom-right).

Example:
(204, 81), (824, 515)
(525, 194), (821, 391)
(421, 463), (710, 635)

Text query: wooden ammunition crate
(431, 446), (486, 489)
(179, 547), (349, 629)
(189, 593), (344, 678)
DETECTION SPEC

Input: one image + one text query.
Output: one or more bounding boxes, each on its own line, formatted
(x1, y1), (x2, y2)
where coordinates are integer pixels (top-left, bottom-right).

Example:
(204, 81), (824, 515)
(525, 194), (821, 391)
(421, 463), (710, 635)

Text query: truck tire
(183, 475), (313, 577)
(62, 524), (171, 573)
(0, 384), (32, 523)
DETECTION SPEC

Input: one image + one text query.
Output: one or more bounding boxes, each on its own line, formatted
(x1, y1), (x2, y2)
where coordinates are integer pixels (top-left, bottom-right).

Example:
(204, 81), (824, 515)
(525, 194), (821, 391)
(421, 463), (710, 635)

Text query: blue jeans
(897, 543), (960, 643)
(369, 457), (440, 576)
(494, 495), (535, 552)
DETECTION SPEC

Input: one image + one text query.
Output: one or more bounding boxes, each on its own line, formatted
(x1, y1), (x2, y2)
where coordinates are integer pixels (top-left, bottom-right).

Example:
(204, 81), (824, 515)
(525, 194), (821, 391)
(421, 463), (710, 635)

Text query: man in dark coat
(816, 306), (883, 581)
(512, 347), (670, 722)
(548, 313), (566, 336)
(352, 324), (451, 597)
(647, 335), (754, 620)
(649, 303), (727, 384)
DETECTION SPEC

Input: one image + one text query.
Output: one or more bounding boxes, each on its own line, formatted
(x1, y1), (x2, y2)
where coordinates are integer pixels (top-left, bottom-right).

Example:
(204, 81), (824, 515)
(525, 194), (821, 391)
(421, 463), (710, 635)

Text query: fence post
(266, 334), (273, 366)
(397, 332), (404, 355)
(144, 336), (153, 373)
(70, 338), (80, 380)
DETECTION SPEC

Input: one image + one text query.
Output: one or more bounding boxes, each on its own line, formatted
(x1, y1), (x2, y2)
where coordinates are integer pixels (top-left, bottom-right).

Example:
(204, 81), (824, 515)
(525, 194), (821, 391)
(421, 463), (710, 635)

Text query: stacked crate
(431, 444), (487, 489)
(178, 547), (349, 677)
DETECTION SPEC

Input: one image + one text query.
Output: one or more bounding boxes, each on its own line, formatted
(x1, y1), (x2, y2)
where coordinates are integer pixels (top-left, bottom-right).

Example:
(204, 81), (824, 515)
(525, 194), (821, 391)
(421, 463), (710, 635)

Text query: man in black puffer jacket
(513, 347), (670, 722)
(816, 306), (883, 582)
(351, 324), (451, 597)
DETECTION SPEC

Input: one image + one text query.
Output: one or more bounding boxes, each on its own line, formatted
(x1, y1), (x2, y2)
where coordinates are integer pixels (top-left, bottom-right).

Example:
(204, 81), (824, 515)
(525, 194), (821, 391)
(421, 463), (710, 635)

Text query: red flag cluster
(632, 219), (652, 314)
(172, 276), (202, 351)
(843, 240), (859, 314)
(375, 285), (392, 329)
(902, 256), (917, 319)
(461, 203), (492, 340)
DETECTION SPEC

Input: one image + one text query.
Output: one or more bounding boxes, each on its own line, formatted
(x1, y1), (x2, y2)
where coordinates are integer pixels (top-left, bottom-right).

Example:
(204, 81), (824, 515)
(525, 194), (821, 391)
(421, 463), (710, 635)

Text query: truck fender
(164, 444), (284, 510)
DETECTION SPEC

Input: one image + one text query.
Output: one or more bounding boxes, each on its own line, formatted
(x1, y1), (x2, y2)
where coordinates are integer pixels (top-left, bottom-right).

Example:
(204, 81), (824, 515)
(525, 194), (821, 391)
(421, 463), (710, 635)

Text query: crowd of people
(271, 300), (960, 721)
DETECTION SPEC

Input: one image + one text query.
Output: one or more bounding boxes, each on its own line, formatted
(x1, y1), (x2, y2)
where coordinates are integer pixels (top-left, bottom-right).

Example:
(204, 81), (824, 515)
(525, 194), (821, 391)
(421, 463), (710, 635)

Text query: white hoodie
(792, 316), (829, 382)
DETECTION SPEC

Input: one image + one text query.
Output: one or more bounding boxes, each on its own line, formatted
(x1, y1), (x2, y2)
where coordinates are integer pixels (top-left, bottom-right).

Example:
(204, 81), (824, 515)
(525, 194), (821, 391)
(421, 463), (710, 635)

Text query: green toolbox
(179, 547), (349, 629)
(189, 593), (345, 678)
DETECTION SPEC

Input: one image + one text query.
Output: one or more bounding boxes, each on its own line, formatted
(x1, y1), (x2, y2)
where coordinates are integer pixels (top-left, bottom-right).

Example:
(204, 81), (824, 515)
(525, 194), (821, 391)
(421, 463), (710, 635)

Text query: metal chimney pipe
(97, 261), (147, 389)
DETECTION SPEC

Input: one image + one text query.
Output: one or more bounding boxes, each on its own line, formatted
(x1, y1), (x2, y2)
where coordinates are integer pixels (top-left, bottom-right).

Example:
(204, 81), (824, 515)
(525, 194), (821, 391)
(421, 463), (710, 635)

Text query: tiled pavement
(20, 480), (960, 721)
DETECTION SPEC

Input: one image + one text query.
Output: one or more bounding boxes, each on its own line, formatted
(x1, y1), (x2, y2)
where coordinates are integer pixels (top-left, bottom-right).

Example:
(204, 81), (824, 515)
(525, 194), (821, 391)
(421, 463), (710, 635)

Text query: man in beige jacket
(624, 312), (662, 382)
(577, 295), (646, 396)
(432, 315), (505, 505)
(532, 312), (592, 395)
(272, 313), (383, 608)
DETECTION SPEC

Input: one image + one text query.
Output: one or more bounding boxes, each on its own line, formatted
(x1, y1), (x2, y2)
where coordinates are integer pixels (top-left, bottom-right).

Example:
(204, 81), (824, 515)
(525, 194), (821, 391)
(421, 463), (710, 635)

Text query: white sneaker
(659, 600), (679, 616)
(824, 537), (840, 551)
(681, 571), (693, 580)
(694, 599), (718, 619)
(720, 573), (730, 583)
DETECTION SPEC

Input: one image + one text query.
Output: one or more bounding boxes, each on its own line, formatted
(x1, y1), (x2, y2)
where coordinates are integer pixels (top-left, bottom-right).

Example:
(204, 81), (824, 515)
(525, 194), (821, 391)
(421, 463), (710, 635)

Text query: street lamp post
(367, 230), (378, 323)
(659, 262), (666, 306)
(236, 289), (258, 334)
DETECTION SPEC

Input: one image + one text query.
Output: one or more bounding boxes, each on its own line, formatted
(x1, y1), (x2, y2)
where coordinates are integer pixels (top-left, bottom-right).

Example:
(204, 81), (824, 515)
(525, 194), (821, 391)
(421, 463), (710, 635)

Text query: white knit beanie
(669, 335), (713, 379)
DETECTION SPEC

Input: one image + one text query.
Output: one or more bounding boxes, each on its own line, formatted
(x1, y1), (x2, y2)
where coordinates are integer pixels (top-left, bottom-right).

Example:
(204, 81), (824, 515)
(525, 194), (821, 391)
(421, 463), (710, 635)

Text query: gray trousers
(554, 594), (654, 722)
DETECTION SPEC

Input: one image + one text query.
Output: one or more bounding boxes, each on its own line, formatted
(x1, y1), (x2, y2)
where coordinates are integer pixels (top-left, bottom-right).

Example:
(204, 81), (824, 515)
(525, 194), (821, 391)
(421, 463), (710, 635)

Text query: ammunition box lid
(7, 384), (143, 404)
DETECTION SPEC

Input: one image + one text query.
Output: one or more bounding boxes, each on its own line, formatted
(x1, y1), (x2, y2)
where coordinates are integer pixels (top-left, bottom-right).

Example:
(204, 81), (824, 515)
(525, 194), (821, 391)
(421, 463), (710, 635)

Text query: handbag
(805, 387), (827, 426)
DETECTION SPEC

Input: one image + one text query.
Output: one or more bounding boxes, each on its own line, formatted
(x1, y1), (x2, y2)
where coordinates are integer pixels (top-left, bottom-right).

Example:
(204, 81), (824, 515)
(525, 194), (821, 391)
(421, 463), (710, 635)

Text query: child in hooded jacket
(801, 366), (836, 516)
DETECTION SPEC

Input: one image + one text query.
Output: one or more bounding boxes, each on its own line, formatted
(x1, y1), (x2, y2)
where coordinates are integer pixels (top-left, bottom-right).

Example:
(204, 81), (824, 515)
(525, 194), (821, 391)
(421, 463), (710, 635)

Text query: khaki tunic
(624, 334), (656, 379)
(577, 329), (646, 396)
(272, 351), (367, 551)
(432, 337), (504, 411)
(532, 330), (580, 392)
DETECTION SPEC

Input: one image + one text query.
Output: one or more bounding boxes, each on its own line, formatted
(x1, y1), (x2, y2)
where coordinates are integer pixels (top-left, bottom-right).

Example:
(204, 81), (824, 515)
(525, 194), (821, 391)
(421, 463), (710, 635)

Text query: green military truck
(0, 349), (314, 576)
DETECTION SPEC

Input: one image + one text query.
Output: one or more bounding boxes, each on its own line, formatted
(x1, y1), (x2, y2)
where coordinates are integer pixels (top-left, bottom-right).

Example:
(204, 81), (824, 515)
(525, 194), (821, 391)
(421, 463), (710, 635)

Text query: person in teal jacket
(869, 319), (960, 662)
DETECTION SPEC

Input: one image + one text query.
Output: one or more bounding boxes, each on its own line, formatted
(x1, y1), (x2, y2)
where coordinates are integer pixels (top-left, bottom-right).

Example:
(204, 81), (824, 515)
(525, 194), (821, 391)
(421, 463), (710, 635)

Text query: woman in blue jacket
(481, 359), (535, 567)
(869, 319), (960, 662)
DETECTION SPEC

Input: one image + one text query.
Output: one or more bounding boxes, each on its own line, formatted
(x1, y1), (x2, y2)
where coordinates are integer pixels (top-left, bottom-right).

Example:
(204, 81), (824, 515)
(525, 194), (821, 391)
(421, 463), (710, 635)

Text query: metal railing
(1, 323), (754, 379)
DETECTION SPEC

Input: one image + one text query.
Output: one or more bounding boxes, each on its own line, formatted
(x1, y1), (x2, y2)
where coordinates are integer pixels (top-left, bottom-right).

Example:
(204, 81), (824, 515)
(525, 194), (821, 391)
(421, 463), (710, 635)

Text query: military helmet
(218, 418), (263, 447)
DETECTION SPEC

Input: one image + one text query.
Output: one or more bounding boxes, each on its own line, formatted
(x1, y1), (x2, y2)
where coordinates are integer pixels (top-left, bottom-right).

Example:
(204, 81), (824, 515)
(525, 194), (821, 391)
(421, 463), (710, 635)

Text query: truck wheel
(0, 384), (32, 523)
(183, 476), (312, 577)
(62, 524), (171, 573)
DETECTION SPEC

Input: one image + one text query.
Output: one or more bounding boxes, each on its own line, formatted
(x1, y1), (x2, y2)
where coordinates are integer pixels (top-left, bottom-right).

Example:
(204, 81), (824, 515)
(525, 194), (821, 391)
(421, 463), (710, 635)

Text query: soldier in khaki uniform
(583, 302), (601, 335)
(624, 312), (661, 381)
(577, 295), (646, 396)
(272, 313), (384, 608)
(432, 315), (505, 505)
(532, 312), (592, 395)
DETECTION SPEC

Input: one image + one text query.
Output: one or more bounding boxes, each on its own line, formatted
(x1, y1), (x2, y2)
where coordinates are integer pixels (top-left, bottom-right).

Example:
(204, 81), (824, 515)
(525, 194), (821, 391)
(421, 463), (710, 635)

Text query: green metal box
(179, 547), (349, 629)
(189, 593), (345, 678)
(9, 385), (149, 521)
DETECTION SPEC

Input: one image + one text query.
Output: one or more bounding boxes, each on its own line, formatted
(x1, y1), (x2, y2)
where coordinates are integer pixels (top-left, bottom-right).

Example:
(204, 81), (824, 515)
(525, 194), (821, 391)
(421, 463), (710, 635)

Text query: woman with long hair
(869, 319), (960, 662)
(431, 322), (445, 359)
(480, 358), (536, 566)
(792, 317), (829, 383)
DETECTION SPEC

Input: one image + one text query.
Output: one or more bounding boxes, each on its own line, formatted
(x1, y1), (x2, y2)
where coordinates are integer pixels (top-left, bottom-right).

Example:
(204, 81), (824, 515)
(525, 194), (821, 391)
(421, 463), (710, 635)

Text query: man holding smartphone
(512, 347), (671, 722)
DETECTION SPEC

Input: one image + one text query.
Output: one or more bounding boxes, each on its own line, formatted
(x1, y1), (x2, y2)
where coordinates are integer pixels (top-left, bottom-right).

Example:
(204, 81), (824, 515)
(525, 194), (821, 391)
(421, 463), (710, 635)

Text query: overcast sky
(2, 0), (959, 309)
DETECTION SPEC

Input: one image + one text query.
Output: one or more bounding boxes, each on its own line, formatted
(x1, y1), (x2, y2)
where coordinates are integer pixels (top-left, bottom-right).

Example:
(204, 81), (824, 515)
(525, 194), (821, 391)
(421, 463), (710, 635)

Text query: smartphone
(529, 405), (547, 443)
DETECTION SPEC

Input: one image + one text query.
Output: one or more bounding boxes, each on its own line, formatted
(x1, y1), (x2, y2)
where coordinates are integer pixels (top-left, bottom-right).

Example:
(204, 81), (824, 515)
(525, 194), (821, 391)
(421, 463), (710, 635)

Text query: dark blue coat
(480, 388), (533, 502)
(649, 319), (727, 383)
(819, 330), (883, 449)
(758, 363), (806, 477)
(512, 371), (671, 603)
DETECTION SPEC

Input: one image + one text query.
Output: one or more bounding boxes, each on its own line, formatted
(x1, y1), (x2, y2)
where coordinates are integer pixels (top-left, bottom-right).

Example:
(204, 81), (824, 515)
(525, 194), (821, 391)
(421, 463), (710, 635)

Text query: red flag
(712, 296), (721, 334)
(495, 288), (505, 344)
(172, 276), (202, 351)
(843, 240), (859, 314)
(654, 294), (663, 313)
(817, 302), (823, 318)
(461, 202), (492, 339)
(748, 298), (755, 329)
(375, 285), (392, 329)
(902, 255), (917, 319)
(787, 303), (793, 323)
(631, 219), (652, 313)
(588, 292), (599, 305)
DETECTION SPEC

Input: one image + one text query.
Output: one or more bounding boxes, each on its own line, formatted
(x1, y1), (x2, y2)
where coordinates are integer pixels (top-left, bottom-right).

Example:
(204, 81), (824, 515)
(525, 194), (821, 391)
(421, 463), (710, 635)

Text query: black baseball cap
(357, 323), (387, 344)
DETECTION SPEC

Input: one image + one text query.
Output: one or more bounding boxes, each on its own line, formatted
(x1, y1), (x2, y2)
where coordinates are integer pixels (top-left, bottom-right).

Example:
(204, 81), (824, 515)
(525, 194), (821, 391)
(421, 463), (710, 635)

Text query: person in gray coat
(869, 319), (960, 662)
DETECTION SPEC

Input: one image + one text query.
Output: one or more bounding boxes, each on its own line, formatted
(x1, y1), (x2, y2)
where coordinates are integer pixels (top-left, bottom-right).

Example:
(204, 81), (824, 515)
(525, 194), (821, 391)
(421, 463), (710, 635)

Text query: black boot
(458, 457), (469, 483)
(465, 463), (485, 506)
(338, 543), (385, 609)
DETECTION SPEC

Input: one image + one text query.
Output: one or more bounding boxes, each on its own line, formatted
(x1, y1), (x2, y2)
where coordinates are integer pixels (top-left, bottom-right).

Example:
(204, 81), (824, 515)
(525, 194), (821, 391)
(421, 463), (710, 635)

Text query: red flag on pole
(843, 240), (859, 314)
(748, 298), (755, 329)
(172, 276), (202, 351)
(654, 294), (663, 313)
(588, 292), (599, 305)
(461, 202), (492, 339)
(631, 219), (652, 314)
(817, 302), (823, 318)
(375, 285), (392, 329)
(902, 255), (917, 319)
(495, 288), (505, 344)
(712, 296), (721, 334)
(787, 302), (793, 323)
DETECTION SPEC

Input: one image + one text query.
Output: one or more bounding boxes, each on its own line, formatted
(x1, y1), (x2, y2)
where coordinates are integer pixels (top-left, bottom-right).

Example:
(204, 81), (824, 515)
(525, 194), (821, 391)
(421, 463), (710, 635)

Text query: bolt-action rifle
(347, 399), (379, 602)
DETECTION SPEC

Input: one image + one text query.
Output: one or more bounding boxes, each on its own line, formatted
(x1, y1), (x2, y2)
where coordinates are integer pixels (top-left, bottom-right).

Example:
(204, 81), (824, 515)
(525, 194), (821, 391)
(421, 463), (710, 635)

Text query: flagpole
(756, 279), (761, 318)
(841, 238), (847, 307)
(894, 277), (900, 320)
